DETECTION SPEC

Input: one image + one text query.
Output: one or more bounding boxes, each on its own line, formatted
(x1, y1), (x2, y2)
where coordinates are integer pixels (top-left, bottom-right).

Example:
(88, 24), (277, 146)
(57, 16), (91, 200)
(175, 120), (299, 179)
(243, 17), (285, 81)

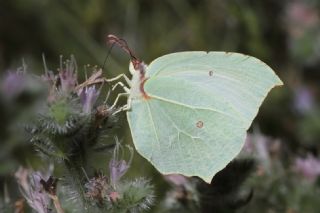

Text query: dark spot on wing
(209, 70), (213, 76)
(196, 121), (204, 128)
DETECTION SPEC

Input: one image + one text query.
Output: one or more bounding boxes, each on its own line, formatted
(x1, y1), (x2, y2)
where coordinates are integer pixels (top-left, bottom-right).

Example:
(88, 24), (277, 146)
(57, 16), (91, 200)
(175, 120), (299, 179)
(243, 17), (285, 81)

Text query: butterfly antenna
(102, 42), (115, 70)
(106, 34), (141, 69)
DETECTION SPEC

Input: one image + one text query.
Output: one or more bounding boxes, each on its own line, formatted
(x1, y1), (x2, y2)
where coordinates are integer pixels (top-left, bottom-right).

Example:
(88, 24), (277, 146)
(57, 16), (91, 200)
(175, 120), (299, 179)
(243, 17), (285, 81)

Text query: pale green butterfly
(106, 35), (283, 183)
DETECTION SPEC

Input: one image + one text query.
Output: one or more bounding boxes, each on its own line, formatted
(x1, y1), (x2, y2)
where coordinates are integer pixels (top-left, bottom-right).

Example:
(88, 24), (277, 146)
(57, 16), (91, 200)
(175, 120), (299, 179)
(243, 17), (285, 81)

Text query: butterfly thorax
(129, 62), (150, 100)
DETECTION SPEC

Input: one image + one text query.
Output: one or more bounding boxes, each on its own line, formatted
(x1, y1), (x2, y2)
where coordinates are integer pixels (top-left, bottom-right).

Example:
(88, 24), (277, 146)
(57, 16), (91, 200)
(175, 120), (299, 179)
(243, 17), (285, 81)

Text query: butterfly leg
(111, 81), (130, 93)
(104, 74), (131, 87)
(125, 95), (132, 110)
(103, 89), (111, 104)
(112, 96), (132, 115)
(109, 92), (129, 110)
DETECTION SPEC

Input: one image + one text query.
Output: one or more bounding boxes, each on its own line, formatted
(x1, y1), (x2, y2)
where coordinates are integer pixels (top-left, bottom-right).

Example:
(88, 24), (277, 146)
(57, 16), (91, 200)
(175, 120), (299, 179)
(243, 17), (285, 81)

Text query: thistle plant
(84, 142), (155, 212)
(0, 56), (154, 213)
(15, 167), (52, 213)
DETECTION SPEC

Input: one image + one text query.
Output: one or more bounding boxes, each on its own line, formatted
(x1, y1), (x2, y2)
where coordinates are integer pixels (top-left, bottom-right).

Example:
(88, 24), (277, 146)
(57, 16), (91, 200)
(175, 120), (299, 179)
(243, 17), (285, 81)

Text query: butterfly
(105, 35), (283, 182)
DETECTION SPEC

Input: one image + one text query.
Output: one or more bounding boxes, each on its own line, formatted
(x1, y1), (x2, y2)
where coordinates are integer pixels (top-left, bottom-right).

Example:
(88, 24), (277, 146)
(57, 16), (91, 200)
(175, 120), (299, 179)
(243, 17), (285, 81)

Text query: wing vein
(149, 95), (239, 121)
(155, 101), (200, 140)
(146, 102), (161, 148)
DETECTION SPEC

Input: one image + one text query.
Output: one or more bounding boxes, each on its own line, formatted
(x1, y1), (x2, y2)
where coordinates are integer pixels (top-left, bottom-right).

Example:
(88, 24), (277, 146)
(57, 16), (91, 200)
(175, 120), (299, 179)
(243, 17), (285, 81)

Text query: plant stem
(50, 195), (65, 213)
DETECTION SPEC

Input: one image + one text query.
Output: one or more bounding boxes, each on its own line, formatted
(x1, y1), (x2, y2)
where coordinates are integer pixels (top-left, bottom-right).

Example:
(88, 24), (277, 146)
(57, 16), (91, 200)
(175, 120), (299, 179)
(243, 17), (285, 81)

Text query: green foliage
(0, 56), (156, 212)
(298, 110), (320, 146)
(49, 98), (73, 125)
(111, 178), (154, 213)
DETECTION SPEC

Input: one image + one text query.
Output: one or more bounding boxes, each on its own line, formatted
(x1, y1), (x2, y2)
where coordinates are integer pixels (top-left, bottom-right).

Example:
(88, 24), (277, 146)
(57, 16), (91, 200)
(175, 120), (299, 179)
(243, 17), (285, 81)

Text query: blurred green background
(1, 0), (320, 212)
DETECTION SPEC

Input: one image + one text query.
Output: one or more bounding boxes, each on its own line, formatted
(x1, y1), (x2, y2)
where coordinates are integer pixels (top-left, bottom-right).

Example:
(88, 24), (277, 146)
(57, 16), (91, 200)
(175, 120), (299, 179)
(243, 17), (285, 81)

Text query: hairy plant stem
(63, 148), (89, 210)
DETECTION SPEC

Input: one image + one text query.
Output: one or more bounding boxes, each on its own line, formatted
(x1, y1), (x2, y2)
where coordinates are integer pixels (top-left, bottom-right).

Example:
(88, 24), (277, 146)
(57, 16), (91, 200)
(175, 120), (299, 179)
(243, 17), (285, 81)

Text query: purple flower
(1, 70), (26, 97)
(78, 86), (100, 113)
(41, 70), (57, 103)
(294, 86), (314, 114)
(41, 70), (55, 85)
(242, 132), (282, 174)
(109, 159), (130, 186)
(58, 58), (77, 93)
(109, 144), (133, 186)
(84, 174), (108, 201)
(286, 1), (319, 39)
(294, 155), (320, 182)
(243, 133), (270, 161)
(15, 167), (52, 213)
(287, 2), (318, 28)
